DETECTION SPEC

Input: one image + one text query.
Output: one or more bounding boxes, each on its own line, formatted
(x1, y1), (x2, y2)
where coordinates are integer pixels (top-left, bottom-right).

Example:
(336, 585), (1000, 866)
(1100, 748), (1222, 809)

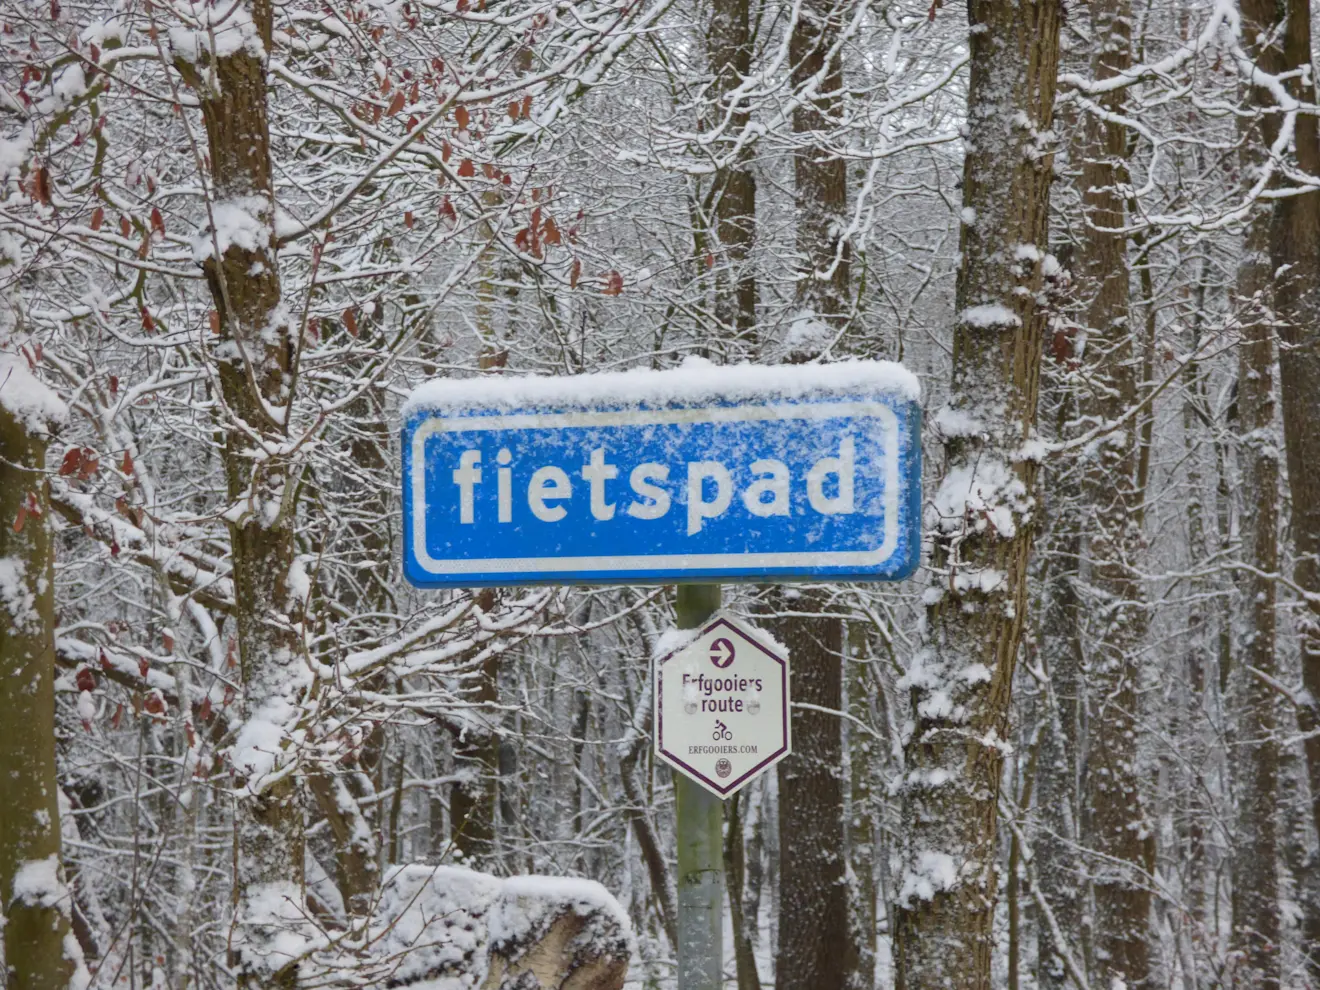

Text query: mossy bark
(0, 403), (77, 990)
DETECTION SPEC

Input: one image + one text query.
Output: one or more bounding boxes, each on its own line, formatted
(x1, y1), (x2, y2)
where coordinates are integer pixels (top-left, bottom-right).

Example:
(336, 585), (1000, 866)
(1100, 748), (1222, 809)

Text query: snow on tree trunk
(174, 0), (307, 982)
(1071, 2), (1156, 984)
(0, 344), (84, 990)
(892, 0), (1061, 986)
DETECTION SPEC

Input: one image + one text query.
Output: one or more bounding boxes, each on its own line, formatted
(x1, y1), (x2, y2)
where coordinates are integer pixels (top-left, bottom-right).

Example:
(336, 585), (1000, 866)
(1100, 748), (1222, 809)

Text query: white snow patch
(933, 405), (984, 438)
(194, 196), (272, 261)
(0, 557), (38, 632)
(231, 697), (298, 786)
(12, 855), (65, 908)
(959, 304), (1022, 330)
(932, 458), (1027, 538)
(898, 851), (959, 906)
(0, 354), (68, 433)
(169, 2), (265, 64)
(234, 881), (313, 974)
(782, 311), (833, 356)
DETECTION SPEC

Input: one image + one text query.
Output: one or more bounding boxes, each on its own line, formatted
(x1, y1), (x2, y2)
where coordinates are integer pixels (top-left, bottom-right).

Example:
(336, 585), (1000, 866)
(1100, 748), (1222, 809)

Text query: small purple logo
(710, 638), (735, 668)
(715, 759), (733, 778)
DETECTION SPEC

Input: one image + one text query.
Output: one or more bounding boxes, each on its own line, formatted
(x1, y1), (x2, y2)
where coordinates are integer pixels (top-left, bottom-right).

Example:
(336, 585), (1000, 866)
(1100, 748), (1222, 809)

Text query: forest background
(3, 0), (1320, 988)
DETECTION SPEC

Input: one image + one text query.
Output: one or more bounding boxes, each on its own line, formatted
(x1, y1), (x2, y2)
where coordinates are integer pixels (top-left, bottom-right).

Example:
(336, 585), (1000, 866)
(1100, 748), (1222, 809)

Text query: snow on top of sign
(653, 611), (788, 660)
(404, 357), (920, 416)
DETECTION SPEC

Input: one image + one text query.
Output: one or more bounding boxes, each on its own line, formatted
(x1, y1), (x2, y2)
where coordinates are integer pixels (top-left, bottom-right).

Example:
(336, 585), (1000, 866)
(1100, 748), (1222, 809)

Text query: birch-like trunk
(893, 0), (1061, 985)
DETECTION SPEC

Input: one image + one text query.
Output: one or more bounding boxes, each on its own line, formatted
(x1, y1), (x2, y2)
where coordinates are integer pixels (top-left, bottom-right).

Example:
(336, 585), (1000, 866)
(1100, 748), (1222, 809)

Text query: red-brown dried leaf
(90, 206), (104, 230)
(30, 165), (51, 204)
(404, 210), (415, 229)
(603, 270), (623, 296)
(139, 657), (149, 679)
(387, 90), (406, 116)
(543, 217), (561, 245)
(343, 308), (358, 336)
(76, 667), (96, 692)
(570, 258), (581, 289)
(59, 447), (83, 476)
(12, 505), (26, 533)
(198, 696), (212, 722)
(457, 158), (475, 178)
(209, 310), (221, 334)
(120, 215), (131, 237)
(77, 450), (99, 480)
(455, 105), (470, 130)
(150, 206), (164, 235)
(141, 306), (154, 332)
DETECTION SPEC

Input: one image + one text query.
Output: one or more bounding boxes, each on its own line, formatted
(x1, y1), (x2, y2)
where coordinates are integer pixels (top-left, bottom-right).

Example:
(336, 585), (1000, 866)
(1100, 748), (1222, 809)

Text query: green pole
(674, 584), (724, 990)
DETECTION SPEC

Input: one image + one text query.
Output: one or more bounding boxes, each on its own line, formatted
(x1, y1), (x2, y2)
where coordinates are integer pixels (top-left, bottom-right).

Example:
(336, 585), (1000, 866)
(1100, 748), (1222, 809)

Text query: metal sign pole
(675, 584), (724, 990)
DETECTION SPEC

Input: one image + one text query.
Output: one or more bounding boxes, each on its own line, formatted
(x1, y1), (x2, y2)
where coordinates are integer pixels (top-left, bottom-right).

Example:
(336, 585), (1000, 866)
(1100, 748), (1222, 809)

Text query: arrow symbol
(709, 637), (735, 668)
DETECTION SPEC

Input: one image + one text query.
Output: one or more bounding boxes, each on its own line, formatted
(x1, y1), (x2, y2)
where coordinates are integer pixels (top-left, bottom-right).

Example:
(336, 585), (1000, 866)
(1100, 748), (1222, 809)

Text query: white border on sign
(409, 401), (902, 576)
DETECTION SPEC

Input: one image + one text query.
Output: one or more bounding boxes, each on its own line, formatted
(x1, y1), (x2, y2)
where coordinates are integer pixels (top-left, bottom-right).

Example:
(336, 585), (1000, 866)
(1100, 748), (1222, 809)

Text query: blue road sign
(401, 361), (921, 587)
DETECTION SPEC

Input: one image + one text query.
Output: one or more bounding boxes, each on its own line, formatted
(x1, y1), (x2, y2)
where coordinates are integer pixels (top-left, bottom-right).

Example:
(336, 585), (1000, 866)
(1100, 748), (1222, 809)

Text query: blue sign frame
(402, 364), (921, 587)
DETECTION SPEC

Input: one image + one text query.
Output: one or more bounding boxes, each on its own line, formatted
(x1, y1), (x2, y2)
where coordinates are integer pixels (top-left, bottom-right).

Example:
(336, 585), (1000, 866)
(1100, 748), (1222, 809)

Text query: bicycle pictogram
(712, 720), (733, 741)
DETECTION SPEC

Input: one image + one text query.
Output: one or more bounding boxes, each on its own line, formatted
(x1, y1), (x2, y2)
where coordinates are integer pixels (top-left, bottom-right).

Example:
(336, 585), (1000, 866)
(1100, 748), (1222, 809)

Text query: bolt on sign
(400, 360), (920, 587)
(655, 614), (790, 797)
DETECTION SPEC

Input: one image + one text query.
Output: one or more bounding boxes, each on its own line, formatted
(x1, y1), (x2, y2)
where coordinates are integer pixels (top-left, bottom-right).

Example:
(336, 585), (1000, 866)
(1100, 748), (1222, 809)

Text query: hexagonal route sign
(655, 614), (790, 797)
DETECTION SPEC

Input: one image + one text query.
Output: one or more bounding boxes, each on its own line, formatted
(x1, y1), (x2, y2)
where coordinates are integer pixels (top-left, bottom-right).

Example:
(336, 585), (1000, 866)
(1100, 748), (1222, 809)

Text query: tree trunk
(774, 605), (850, 990)
(1034, 391), (1085, 990)
(770, 0), (855, 984)
(1072, 2), (1154, 984)
(1227, 176), (1281, 990)
(1240, 0), (1320, 861)
(725, 789), (762, 990)
(788, 0), (849, 350)
(0, 368), (79, 990)
(892, 0), (1061, 985)
(706, 0), (757, 342)
(181, 2), (306, 981)
(847, 624), (877, 990)
(452, 647), (501, 867)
